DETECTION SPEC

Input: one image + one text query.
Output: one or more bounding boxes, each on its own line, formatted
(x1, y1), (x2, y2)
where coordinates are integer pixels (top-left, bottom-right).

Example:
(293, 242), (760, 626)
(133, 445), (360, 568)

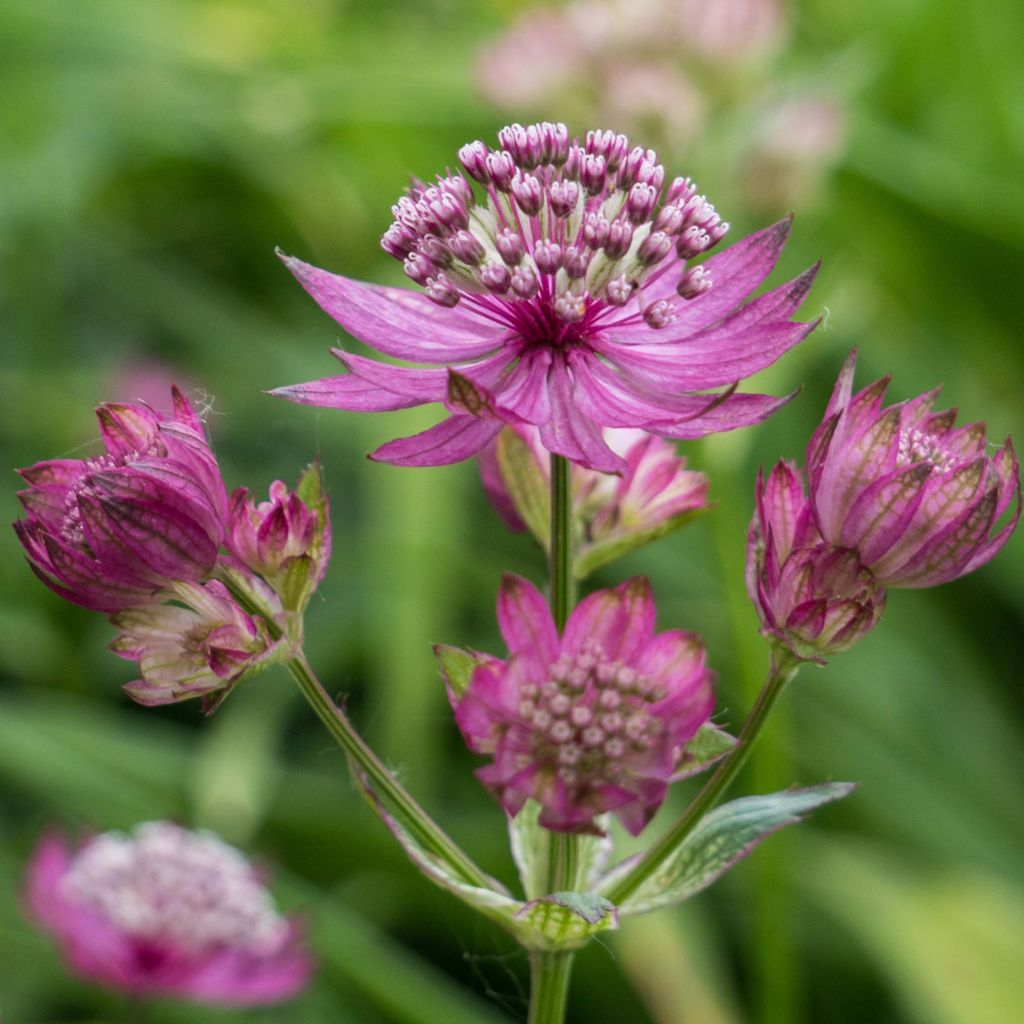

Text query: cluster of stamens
(61, 822), (288, 954)
(516, 638), (666, 787)
(896, 427), (956, 473)
(381, 122), (728, 329)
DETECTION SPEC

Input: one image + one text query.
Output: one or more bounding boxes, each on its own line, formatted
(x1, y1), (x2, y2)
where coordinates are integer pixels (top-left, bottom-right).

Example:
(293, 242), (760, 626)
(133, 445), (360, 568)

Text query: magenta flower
(272, 121), (819, 472)
(15, 389), (228, 613)
(26, 822), (313, 1005)
(807, 352), (1020, 588)
(110, 579), (283, 711)
(453, 575), (715, 835)
(746, 460), (885, 661)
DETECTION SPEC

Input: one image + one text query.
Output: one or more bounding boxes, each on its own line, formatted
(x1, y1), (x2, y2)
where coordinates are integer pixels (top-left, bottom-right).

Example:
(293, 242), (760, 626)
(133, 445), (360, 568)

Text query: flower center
(516, 639), (665, 789)
(896, 428), (955, 472)
(60, 822), (288, 954)
(380, 122), (728, 338)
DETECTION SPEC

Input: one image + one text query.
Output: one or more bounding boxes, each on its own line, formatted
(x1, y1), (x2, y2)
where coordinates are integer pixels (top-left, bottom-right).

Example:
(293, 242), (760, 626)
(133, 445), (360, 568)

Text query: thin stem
(607, 649), (800, 906)
(531, 453), (579, 1024)
(528, 950), (576, 1024)
(286, 653), (496, 890)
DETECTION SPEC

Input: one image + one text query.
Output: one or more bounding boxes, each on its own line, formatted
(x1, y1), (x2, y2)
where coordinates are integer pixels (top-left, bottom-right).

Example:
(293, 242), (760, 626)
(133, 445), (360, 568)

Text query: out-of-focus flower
(480, 425), (708, 575)
(273, 122), (818, 472)
(807, 352), (1020, 588)
(226, 465), (331, 612)
(602, 61), (706, 149)
(15, 389), (228, 613)
(746, 460), (885, 661)
(452, 575), (714, 835)
(26, 822), (313, 1005)
(110, 579), (284, 712)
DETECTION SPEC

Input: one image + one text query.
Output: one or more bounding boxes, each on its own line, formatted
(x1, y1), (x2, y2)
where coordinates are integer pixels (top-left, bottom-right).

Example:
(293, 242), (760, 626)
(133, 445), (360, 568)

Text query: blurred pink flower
(807, 352), (1020, 588)
(26, 822), (313, 1005)
(746, 460), (885, 661)
(453, 575), (714, 835)
(15, 389), (228, 612)
(273, 122), (819, 472)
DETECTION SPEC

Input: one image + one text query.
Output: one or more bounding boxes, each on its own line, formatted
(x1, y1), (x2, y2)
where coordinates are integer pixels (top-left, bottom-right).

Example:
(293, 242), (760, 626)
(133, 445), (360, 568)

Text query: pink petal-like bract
(746, 461), (886, 661)
(454, 575), (715, 835)
(272, 122), (819, 471)
(807, 351), (1021, 588)
(15, 389), (229, 612)
(26, 823), (313, 1005)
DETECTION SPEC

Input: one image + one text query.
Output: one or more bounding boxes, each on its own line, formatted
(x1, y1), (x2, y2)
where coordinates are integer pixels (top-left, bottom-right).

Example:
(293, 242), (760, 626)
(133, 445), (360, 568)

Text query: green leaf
(517, 891), (618, 949)
(575, 508), (706, 579)
(496, 428), (550, 547)
(432, 643), (494, 702)
(671, 723), (738, 781)
(508, 800), (612, 901)
(599, 783), (855, 916)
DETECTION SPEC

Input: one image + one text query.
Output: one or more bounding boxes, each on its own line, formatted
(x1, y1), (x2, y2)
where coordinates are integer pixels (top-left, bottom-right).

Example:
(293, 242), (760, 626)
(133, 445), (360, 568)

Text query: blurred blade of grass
(799, 835), (1024, 1024)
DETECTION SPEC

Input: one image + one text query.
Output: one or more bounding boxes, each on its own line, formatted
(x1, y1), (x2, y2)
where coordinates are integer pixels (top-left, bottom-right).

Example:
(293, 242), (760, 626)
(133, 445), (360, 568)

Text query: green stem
(607, 649), (800, 906)
(531, 454), (579, 1024)
(528, 950), (576, 1024)
(286, 653), (496, 890)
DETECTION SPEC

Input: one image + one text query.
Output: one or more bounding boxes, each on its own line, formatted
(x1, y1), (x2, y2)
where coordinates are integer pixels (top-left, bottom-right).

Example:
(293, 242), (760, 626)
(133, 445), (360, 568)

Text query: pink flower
(272, 121), (819, 472)
(26, 822), (313, 1005)
(110, 579), (283, 712)
(15, 388), (228, 613)
(453, 575), (715, 835)
(807, 352), (1021, 588)
(746, 460), (885, 661)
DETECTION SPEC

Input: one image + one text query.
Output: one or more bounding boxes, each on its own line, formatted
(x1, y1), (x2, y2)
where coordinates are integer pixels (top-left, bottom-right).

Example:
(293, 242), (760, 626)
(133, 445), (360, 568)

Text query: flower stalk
(607, 648), (799, 906)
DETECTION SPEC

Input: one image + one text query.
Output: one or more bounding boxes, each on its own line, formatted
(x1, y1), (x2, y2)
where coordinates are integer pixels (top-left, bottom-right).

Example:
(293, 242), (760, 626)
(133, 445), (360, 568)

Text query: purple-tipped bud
(747, 461), (886, 662)
(642, 299), (674, 328)
(510, 263), (540, 299)
(391, 195), (422, 231)
(637, 230), (673, 267)
(676, 225), (711, 259)
(449, 229), (486, 266)
(652, 202), (686, 236)
(534, 240), (563, 275)
(426, 276), (461, 308)
(605, 274), (635, 306)
(481, 262), (512, 294)
(562, 245), (591, 279)
(485, 150), (516, 191)
(563, 145), (583, 180)
(380, 222), (418, 259)
(418, 234), (453, 268)
(459, 140), (492, 183)
(512, 172), (544, 216)
(626, 183), (659, 224)
(580, 153), (607, 195)
(554, 295), (585, 322)
(14, 389), (229, 613)
(604, 220), (634, 260)
(495, 228), (526, 266)
(403, 252), (436, 285)
(549, 179), (580, 218)
(665, 176), (698, 205)
(439, 174), (474, 207)
(806, 352), (1021, 588)
(677, 265), (712, 298)
(582, 211), (610, 249)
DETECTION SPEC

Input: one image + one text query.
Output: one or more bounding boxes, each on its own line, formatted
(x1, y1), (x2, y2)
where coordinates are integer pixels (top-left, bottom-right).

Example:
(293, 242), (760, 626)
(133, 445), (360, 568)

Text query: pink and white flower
(15, 389), (228, 613)
(26, 822), (313, 1005)
(273, 122), (819, 472)
(453, 575), (714, 835)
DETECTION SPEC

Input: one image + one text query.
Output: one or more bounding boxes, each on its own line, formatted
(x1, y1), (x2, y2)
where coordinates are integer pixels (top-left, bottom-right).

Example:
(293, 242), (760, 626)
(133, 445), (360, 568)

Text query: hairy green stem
(528, 950), (576, 1024)
(607, 649), (800, 906)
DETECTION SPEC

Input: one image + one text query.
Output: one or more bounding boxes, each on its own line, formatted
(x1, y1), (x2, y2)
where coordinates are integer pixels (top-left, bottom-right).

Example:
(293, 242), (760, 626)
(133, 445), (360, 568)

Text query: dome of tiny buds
(454, 575), (715, 835)
(380, 121), (729, 324)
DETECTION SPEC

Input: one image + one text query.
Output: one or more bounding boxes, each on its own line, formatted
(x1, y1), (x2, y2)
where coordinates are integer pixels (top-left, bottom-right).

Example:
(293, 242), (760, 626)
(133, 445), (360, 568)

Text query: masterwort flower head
(273, 121), (819, 472)
(15, 388), (228, 612)
(110, 578), (284, 712)
(747, 460), (885, 661)
(453, 574), (714, 835)
(807, 352), (1020, 588)
(26, 822), (313, 1005)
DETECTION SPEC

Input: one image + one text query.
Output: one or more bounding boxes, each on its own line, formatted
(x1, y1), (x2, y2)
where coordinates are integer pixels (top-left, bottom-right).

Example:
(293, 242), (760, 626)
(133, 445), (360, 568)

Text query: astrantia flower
(110, 578), (283, 711)
(15, 389), (228, 612)
(26, 822), (312, 1005)
(747, 460), (885, 661)
(807, 352), (1021, 588)
(272, 121), (819, 472)
(453, 575), (714, 834)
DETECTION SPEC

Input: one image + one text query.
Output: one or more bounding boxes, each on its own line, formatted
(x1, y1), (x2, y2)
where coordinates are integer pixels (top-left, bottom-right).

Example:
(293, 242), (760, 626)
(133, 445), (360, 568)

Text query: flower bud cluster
(381, 121), (728, 327)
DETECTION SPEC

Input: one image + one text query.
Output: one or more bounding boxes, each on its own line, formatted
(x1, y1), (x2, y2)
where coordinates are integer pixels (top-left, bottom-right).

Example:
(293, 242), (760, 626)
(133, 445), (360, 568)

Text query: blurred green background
(2, 1), (1023, 1021)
